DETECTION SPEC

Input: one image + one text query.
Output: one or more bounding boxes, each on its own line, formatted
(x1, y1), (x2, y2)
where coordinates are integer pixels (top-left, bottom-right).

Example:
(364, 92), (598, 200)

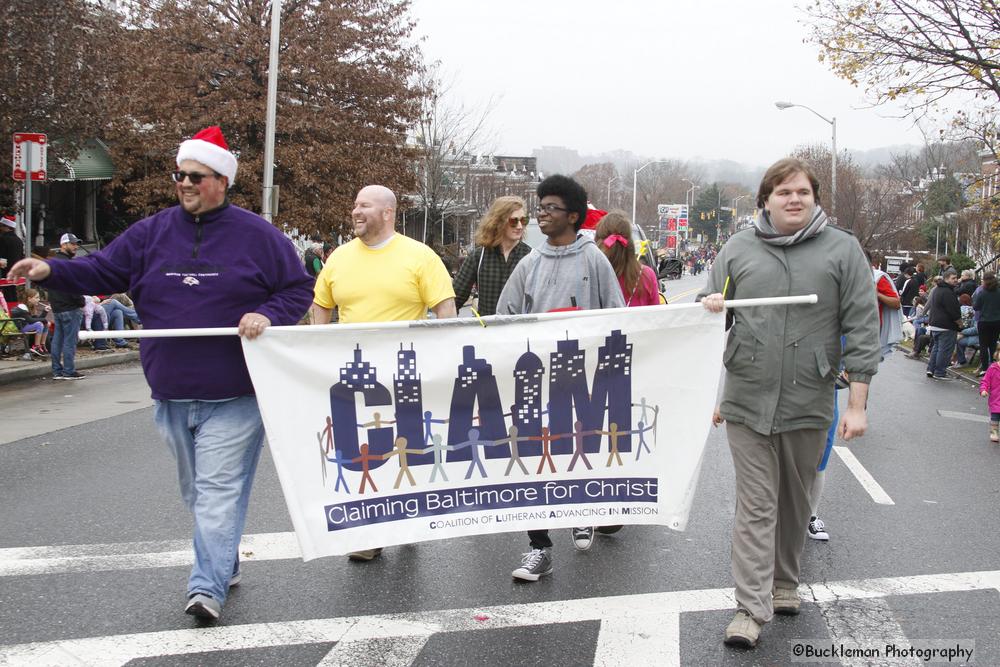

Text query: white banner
(242, 304), (724, 560)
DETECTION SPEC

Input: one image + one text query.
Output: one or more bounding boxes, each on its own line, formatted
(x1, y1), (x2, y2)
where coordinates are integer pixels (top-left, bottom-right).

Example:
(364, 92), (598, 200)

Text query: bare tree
(409, 65), (497, 246)
(806, 0), (999, 159)
(571, 163), (619, 210)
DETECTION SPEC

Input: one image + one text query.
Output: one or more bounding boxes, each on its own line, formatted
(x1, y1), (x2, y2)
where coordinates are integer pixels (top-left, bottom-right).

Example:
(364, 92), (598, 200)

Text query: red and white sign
(666, 235), (677, 249)
(12, 133), (47, 181)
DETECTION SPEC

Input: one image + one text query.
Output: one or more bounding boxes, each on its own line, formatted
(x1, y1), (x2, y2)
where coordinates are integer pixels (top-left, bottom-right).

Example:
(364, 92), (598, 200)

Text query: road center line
(937, 410), (989, 423)
(1, 570), (997, 667)
(833, 446), (894, 505)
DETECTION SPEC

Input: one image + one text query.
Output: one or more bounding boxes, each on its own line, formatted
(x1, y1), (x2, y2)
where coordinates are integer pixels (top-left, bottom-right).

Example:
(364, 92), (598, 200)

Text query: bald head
(358, 185), (396, 211)
(353, 184), (398, 245)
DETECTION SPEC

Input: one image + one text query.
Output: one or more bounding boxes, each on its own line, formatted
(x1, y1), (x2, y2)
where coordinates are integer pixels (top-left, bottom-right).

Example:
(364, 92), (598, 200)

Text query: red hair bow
(602, 234), (628, 248)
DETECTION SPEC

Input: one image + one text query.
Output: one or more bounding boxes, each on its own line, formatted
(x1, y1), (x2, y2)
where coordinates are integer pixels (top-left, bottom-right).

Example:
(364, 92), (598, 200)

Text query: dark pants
(90, 310), (110, 350)
(528, 529), (552, 550)
(977, 320), (1000, 371)
(927, 330), (957, 377)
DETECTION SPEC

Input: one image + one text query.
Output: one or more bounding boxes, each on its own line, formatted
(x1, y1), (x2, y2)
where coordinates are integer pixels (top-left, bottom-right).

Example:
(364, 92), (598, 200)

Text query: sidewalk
(896, 340), (979, 388)
(0, 345), (140, 385)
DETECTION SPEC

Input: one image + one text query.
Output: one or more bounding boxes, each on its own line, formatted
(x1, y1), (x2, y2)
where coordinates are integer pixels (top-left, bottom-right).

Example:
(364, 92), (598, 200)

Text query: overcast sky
(409, 0), (930, 167)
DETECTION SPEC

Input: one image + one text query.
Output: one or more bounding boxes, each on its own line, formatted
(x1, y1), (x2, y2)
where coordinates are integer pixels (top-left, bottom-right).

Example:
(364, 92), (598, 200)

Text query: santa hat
(582, 205), (608, 231)
(0, 215), (15, 229)
(176, 126), (238, 188)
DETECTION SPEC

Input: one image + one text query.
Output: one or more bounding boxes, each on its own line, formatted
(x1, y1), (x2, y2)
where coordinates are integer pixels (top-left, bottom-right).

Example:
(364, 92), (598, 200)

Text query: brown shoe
(773, 587), (801, 615)
(724, 610), (761, 648)
(347, 548), (383, 562)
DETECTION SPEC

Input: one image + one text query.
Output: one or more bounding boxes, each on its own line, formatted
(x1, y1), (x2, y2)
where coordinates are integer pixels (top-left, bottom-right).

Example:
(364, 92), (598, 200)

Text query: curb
(0, 351), (141, 385)
(896, 343), (978, 388)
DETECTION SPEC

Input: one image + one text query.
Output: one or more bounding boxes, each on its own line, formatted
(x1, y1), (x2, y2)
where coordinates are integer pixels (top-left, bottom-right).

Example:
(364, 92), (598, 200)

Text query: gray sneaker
(572, 527), (595, 551)
(512, 548), (552, 581)
(184, 593), (221, 620)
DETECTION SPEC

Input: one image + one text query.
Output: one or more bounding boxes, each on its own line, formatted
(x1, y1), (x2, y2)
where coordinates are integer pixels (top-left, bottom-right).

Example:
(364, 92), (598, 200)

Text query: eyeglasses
(172, 170), (218, 185)
(535, 203), (568, 215)
(508, 216), (528, 227)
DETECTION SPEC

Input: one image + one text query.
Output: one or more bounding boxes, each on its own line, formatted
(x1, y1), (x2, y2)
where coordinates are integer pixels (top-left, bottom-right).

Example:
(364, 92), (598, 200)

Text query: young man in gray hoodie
(496, 174), (625, 581)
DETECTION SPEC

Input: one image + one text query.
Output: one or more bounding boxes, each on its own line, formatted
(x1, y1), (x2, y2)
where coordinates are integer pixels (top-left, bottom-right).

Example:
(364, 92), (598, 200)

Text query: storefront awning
(48, 139), (114, 181)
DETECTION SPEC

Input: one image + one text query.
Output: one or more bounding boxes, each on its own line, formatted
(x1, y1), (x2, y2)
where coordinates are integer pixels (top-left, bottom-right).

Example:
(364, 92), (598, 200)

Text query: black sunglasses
(172, 170), (219, 185)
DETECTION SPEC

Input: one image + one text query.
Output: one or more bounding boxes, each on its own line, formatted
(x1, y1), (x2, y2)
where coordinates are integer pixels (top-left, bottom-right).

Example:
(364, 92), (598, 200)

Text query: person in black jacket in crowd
(47, 233), (87, 380)
(957, 269), (978, 298)
(926, 268), (962, 380)
(0, 215), (25, 304)
(973, 271), (1000, 377)
(897, 267), (920, 317)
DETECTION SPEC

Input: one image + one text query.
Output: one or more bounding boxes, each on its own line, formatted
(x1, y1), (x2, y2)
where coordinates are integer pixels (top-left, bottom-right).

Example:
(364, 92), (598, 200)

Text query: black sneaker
(512, 548), (552, 581)
(807, 516), (829, 541)
(834, 371), (850, 389)
(63, 372), (86, 380)
(926, 371), (934, 378)
(596, 525), (624, 535)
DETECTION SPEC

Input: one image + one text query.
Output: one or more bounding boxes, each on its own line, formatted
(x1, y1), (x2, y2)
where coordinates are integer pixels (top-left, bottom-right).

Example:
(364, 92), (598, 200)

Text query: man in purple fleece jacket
(9, 126), (314, 622)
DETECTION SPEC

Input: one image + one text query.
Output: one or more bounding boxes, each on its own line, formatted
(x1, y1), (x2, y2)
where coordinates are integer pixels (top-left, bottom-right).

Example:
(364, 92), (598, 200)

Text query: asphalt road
(1, 275), (998, 666)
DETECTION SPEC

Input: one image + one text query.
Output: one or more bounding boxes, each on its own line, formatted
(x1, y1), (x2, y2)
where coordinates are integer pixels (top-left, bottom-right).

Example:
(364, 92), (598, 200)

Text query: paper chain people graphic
(317, 403), (659, 495)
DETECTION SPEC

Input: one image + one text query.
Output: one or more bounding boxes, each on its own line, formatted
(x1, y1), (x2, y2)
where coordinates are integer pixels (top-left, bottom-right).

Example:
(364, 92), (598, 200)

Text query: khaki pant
(726, 422), (826, 624)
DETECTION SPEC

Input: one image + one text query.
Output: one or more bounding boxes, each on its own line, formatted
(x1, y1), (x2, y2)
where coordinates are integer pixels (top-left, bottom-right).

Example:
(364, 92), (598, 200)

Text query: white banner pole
(77, 294), (818, 340)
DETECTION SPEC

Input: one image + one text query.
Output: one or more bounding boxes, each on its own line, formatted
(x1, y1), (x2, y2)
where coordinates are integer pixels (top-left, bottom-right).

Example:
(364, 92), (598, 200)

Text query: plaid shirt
(453, 242), (532, 316)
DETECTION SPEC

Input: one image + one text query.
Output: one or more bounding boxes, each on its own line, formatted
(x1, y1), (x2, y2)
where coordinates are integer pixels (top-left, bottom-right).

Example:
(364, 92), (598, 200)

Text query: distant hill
(532, 146), (766, 189)
(531, 143), (931, 187)
(848, 144), (922, 169)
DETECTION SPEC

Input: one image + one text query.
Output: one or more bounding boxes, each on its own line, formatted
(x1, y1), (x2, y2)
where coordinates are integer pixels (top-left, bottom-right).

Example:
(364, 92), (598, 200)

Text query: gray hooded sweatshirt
(495, 235), (625, 314)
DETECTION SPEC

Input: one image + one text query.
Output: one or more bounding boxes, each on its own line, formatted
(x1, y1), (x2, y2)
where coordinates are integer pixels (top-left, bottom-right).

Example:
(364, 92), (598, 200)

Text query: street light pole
(682, 178), (698, 243)
(775, 101), (837, 220)
(260, 0), (282, 222)
(731, 194), (748, 237)
(632, 160), (668, 226)
(607, 175), (618, 209)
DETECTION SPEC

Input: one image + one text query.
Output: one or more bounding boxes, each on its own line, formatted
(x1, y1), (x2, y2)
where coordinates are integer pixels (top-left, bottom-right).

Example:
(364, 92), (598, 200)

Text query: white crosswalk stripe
(2, 565), (997, 666)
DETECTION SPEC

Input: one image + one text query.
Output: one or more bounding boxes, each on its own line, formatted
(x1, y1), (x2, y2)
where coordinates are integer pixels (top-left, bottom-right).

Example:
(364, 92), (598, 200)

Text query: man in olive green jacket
(700, 158), (880, 649)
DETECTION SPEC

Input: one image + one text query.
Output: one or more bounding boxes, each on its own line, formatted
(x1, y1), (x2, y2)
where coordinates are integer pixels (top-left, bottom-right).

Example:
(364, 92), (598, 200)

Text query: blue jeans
(154, 396), (265, 605)
(927, 330), (957, 377)
(51, 309), (83, 376)
(101, 301), (138, 346)
(89, 308), (110, 350)
(819, 389), (839, 472)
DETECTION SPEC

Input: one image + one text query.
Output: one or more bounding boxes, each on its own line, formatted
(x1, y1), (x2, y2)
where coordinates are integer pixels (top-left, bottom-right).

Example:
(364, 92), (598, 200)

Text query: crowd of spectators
(900, 257), (1000, 379)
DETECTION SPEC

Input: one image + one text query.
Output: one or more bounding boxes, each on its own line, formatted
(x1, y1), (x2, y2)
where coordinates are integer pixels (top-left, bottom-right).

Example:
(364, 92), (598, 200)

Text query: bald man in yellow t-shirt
(311, 185), (456, 563)
(312, 185), (456, 325)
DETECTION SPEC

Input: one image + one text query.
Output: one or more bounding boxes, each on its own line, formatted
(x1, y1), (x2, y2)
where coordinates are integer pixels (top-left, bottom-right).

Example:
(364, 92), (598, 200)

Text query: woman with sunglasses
(594, 211), (660, 307)
(452, 196), (533, 316)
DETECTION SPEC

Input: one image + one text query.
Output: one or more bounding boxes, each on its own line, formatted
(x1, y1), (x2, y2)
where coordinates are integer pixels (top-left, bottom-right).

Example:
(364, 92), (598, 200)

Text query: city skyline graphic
(318, 331), (660, 495)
